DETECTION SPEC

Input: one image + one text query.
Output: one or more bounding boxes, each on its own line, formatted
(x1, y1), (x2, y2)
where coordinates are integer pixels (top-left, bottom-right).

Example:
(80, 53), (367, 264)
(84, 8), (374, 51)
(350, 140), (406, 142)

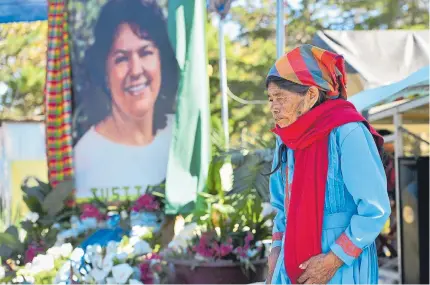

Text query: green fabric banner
(165, 0), (211, 215)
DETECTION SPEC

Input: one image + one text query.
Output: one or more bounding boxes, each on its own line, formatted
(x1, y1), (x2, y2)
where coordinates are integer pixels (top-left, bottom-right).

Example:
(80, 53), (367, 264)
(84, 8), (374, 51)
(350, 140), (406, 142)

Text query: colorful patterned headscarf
(267, 44), (347, 99)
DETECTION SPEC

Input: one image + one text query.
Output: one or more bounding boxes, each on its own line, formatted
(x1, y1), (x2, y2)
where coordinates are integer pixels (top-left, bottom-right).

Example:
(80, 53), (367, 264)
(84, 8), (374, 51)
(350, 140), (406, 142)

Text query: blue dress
(270, 122), (391, 284)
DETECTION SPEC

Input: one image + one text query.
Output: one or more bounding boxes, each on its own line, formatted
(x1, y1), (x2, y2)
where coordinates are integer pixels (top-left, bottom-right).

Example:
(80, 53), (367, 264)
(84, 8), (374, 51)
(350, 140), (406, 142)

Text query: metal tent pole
(218, 17), (229, 150)
(394, 113), (403, 282)
(276, 0), (285, 58)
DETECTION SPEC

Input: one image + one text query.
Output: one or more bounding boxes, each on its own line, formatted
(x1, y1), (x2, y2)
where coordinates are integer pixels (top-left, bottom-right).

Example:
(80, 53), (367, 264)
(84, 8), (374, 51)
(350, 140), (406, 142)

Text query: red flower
(235, 246), (248, 258)
(24, 243), (44, 263)
(80, 204), (104, 221)
(245, 232), (254, 244)
(139, 262), (154, 284)
(65, 199), (76, 208)
(132, 194), (160, 212)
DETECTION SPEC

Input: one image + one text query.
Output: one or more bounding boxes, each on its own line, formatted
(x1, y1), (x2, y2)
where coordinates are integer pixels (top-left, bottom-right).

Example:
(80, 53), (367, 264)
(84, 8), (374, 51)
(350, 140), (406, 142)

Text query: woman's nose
(270, 101), (280, 113)
(129, 54), (142, 77)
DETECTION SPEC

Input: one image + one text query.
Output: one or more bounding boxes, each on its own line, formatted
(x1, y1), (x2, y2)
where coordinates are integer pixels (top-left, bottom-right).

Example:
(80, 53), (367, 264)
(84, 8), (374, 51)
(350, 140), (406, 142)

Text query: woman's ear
(303, 86), (319, 111)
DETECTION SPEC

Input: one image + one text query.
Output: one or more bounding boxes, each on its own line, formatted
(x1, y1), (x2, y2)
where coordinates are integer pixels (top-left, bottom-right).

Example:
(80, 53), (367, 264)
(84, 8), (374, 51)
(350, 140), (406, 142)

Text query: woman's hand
(296, 251), (343, 284)
(266, 246), (281, 284)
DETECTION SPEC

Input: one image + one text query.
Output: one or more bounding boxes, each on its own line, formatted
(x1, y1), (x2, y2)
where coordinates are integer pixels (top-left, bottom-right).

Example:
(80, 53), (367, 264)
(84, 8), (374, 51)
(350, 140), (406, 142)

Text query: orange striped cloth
(268, 44), (348, 99)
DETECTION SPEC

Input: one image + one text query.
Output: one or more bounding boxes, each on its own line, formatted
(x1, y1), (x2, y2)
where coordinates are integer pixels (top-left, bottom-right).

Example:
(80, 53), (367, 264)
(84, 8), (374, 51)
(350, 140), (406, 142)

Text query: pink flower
(80, 204), (104, 221)
(24, 243), (44, 263)
(139, 262), (154, 284)
(235, 246), (248, 258)
(132, 194), (160, 212)
(245, 232), (254, 244)
(152, 263), (163, 274)
(242, 232), (254, 250)
(219, 243), (233, 257)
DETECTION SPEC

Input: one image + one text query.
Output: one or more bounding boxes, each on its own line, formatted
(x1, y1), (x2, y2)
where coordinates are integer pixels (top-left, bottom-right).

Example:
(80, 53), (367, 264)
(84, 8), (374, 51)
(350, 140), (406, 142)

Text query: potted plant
(163, 186), (274, 284)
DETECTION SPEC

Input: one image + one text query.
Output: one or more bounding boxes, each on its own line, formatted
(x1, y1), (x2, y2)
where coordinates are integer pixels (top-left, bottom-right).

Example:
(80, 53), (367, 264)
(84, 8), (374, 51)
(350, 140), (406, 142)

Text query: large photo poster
(68, 0), (179, 203)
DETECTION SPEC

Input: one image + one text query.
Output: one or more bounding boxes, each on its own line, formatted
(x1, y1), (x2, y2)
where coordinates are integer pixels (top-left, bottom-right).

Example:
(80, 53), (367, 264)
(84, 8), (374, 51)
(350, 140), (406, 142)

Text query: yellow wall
(10, 160), (48, 223)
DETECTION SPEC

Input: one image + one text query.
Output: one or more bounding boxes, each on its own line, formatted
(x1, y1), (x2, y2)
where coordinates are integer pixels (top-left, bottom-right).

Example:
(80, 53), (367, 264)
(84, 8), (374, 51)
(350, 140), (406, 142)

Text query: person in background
(265, 44), (391, 284)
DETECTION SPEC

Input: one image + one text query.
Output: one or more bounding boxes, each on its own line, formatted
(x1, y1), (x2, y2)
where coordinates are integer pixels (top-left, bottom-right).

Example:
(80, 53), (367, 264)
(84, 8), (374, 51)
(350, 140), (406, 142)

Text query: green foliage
(208, 0), (429, 150)
(0, 22), (47, 119)
(0, 178), (76, 264)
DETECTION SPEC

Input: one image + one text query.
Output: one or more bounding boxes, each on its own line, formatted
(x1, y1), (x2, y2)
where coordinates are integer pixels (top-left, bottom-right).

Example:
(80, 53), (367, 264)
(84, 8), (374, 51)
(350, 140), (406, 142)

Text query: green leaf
(44, 229), (59, 248)
(0, 231), (23, 252)
(0, 271), (16, 283)
(23, 195), (44, 214)
(34, 178), (52, 195)
(42, 180), (74, 216)
(0, 245), (13, 259)
(22, 185), (45, 203)
(21, 220), (34, 232)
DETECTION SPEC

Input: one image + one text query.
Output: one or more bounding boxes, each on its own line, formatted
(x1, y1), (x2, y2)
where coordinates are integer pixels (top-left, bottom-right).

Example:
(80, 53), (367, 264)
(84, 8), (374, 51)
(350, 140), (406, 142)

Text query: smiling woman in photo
(73, 0), (179, 201)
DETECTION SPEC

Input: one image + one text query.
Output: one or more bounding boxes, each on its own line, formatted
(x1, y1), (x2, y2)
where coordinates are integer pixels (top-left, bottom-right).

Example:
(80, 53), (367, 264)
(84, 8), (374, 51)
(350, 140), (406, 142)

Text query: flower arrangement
(164, 188), (274, 272)
(0, 178), (168, 284)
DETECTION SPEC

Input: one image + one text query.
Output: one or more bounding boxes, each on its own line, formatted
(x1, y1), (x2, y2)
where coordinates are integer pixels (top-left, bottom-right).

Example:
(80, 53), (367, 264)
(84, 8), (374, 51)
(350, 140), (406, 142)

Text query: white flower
(220, 162), (233, 191)
(129, 279), (143, 284)
(168, 223), (197, 250)
(70, 248), (84, 263)
(61, 243), (73, 257)
(168, 238), (188, 251)
(81, 217), (98, 229)
(83, 273), (94, 283)
(115, 252), (128, 263)
(130, 225), (151, 238)
(106, 241), (118, 256)
(0, 265), (5, 280)
(247, 248), (260, 258)
(28, 254), (55, 275)
(25, 212), (39, 223)
(57, 228), (80, 241)
(52, 223), (61, 230)
(133, 240), (152, 256)
(70, 216), (80, 227)
(176, 223), (198, 239)
(106, 277), (116, 284)
(90, 268), (109, 283)
(121, 210), (128, 219)
(54, 261), (71, 283)
(112, 264), (134, 284)
(261, 202), (275, 218)
(47, 246), (62, 258)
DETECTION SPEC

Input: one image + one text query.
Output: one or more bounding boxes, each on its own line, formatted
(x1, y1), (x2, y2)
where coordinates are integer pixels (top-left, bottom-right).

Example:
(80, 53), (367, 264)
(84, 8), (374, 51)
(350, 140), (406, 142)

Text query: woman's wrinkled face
(267, 82), (320, 128)
(106, 23), (162, 119)
(267, 82), (307, 128)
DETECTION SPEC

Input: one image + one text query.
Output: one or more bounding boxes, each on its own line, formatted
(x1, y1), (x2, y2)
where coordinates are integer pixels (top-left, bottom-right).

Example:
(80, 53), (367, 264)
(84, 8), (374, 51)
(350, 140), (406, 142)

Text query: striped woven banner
(45, 0), (73, 186)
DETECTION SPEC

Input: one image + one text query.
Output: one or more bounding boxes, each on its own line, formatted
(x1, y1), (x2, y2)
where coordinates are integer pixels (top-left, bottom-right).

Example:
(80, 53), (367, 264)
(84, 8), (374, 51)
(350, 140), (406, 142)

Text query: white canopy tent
(313, 30), (429, 95)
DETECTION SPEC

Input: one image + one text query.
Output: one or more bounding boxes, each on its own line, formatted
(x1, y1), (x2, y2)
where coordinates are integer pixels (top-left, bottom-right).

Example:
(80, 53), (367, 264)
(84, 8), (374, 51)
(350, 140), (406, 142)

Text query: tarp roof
(313, 30), (430, 91)
(0, 0), (47, 23)
(349, 66), (429, 113)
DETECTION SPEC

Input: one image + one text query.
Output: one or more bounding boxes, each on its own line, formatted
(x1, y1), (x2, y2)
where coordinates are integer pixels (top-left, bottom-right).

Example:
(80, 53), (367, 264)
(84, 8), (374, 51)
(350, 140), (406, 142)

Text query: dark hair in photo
(84, 0), (180, 135)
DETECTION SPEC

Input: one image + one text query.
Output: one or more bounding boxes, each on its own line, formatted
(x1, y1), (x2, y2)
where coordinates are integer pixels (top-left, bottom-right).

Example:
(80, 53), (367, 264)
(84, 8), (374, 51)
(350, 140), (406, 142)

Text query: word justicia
(90, 185), (147, 201)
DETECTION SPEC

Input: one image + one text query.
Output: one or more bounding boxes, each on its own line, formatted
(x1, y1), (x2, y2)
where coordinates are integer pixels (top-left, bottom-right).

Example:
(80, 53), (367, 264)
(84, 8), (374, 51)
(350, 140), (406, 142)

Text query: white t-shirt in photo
(73, 115), (174, 202)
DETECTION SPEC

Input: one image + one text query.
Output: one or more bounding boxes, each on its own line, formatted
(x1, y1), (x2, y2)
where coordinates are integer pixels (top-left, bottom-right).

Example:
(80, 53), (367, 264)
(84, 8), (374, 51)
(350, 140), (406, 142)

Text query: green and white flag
(165, 0), (211, 214)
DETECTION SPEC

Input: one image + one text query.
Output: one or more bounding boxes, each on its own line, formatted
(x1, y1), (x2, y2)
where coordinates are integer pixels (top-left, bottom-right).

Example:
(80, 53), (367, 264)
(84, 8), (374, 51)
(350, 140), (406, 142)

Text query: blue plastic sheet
(0, 0), (47, 24)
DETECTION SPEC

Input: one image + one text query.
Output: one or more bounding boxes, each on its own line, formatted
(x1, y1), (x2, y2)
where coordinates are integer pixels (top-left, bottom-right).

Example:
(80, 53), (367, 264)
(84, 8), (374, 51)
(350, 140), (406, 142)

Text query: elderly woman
(266, 45), (391, 284)
(74, 0), (179, 201)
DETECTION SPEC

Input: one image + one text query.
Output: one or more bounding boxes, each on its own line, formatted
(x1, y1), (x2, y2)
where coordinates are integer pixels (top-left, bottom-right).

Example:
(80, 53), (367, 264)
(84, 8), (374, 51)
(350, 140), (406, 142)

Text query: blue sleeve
(270, 136), (286, 248)
(330, 123), (391, 266)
